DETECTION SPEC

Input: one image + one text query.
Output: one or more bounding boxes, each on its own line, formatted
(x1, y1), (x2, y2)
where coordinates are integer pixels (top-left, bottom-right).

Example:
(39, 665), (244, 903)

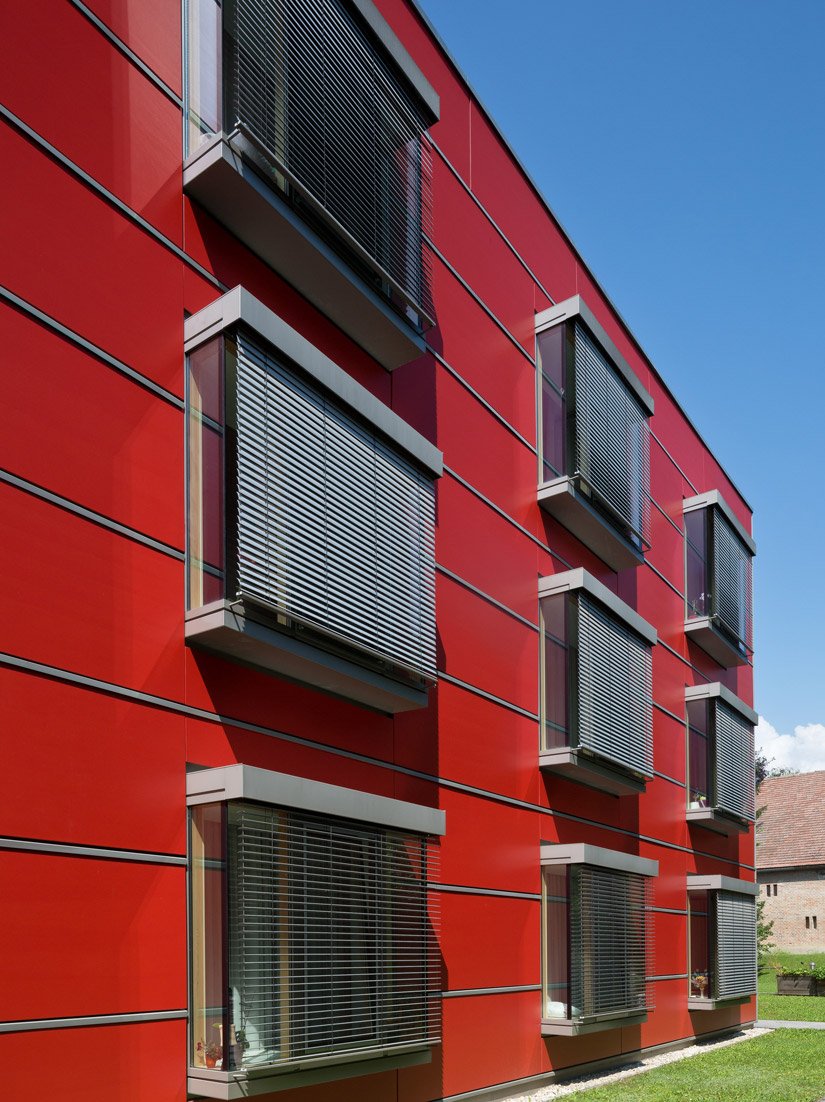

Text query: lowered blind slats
(716, 891), (757, 1000)
(570, 867), (653, 1020)
(714, 700), (755, 821)
(577, 594), (654, 778)
(228, 802), (441, 1069)
(713, 510), (753, 650)
(228, 0), (433, 317)
(573, 323), (650, 546)
(235, 334), (437, 682)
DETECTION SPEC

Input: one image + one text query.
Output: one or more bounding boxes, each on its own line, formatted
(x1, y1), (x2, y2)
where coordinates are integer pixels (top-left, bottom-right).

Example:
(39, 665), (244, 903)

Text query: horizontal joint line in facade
(647, 559), (685, 599)
(436, 565), (538, 631)
(438, 672), (539, 721)
(654, 700), (689, 727)
(429, 883), (542, 901)
(441, 985), (541, 999)
(651, 495), (685, 536)
(426, 136), (555, 307)
(426, 343), (537, 453)
(0, 652), (755, 871)
(650, 431), (699, 496)
(423, 236), (536, 367)
(67, 0), (183, 107)
(0, 1010), (188, 1034)
(0, 105), (222, 290)
(0, 835), (186, 866)
(0, 284), (184, 409)
(0, 469), (185, 561)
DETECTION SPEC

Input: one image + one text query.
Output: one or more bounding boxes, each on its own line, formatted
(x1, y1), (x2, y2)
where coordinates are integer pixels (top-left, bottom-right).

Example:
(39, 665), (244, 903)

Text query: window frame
(685, 682), (757, 834)
(183, 287), (442, 715)
(683, 491), (755, 668)
(540, 843), (658, 1036)
(535, 296), (654, 572)
(187, 765), (444, 1099)
(539, 568), (656, 796)
(686, 874), (758, 1010)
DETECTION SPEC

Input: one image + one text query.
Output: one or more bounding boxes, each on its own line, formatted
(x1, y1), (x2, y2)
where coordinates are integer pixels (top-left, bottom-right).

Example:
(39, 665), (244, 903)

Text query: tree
(755, 758), (776, 967)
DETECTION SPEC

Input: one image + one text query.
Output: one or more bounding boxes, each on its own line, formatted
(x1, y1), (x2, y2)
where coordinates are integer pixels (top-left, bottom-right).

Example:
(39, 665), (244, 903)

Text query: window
(185, 288), (441, 714)
(535, 296), (654, 571)
(684, 492), (755, 668)
(539, 568), (656, 795)
(685, 682), (756, 835)
(188, 765), (444, 1098)
(541, 844), (657, 1036)
(687, 875), (757, 1008)
(183, 0), (439, 369)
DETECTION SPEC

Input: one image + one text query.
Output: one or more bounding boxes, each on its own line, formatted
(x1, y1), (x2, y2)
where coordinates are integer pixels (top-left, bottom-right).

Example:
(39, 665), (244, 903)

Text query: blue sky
(418, 0), (825, 768)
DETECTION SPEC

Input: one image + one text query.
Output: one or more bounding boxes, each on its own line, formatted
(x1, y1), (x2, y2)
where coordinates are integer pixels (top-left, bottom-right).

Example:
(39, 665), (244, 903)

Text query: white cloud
(756, 716), (825, 774)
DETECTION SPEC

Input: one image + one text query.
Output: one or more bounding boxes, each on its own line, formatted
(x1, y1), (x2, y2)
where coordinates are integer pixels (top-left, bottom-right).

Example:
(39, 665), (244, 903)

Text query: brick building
(0, 0), (757, 1099)
(757, 772), (825, 954)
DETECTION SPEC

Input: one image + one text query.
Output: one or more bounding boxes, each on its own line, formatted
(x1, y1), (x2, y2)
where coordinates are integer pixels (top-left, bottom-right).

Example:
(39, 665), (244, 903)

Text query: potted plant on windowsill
(689, 791), (708, 810)
(690, 970), (709, 998)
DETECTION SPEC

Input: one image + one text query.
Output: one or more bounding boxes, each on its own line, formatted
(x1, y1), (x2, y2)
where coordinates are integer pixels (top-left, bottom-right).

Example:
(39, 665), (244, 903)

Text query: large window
(686, 683), (756, 834)
(188, 766), (443, 1097)
(184, 0), (437, 352)
(539, 569), (656, 795)
(536, 297), (653, 570)
(687, 876), (757, 1008)
(185, 289), (440, 713)
(684, 492), (755, 667)
(541, 844), (657, 1036)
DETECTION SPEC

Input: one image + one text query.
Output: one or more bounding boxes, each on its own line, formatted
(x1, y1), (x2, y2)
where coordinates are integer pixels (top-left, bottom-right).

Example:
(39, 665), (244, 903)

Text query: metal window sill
(187, 1045), (431, 1098)
(539, 746), (648, 796)
(537, 476), (644, 572)
(684, 618), (750, 668)
(686, 807), (750, 836)
(185, 599), (431, 715)
(183, 134), (426, 371)
(541, 1011), (648, 1037)
(688, 995), (751, 1011)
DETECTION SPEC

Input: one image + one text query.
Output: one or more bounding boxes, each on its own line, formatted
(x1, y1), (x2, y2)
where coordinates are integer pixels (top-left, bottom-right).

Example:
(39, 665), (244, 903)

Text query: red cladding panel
(438, 789), (539, 895)
(0, 122), (183, 398)
(1, 305), (183, 551)
(439, 892), (539, 992)
(0, 484), (185, 700)
(436, 574), (538, 712)
(0, 1020), (187, 1102)
(81, 0), (183, 96)
(440, 992), (544, 1097)
(0, 0), (182, 244)
(1, 670), (186, 855)
(0, 852), (186, 1020)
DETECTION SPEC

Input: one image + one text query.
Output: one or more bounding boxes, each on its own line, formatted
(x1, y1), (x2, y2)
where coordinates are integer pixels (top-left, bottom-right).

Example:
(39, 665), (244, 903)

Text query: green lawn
(759, 952), (825, 1022)
(567, 1029), (825, 1101)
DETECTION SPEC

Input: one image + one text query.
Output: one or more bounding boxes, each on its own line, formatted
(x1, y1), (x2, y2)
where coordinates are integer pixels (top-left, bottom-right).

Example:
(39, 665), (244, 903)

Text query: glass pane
(188, 339), (225, 609)
(541, 377), (565, 481)
(187, 0), (222, 155)
(538, 325), (565, 389)
(689, 891), (711, 997)
(191, 804), (226, 1069)
(686, 541), (708, 618)
(543, 869), (569, 1018)
(687, 699), (711, 807)
(541, 595), (569, 750)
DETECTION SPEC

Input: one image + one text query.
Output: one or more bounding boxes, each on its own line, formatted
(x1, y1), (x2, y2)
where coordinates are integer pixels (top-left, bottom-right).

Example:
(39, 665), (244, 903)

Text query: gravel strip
(500, 1026), (772, 1100)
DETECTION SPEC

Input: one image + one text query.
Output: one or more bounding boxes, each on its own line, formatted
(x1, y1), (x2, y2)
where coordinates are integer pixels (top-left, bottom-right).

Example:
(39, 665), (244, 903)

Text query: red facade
(0, 1), (755, 1099)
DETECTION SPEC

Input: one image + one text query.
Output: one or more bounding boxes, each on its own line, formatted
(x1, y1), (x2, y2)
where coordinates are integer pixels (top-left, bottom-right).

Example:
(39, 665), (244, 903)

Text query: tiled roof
(756, 771), (825, 869)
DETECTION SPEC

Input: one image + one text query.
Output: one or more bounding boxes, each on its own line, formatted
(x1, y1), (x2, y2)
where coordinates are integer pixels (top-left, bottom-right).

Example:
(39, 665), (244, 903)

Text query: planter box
(776, 974), (816, 996)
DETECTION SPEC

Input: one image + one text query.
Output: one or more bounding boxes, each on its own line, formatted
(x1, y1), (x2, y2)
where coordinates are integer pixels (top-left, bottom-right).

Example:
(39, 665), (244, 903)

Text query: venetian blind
(570, 866), (653, 1020)
(227, 0), (433, 316)
(227, 801), (441, 1069)
(573, 322), (650, 547)
(714, 700), (755, 821)
(716, 891), (757, 1000)
(576, 594), (654, 778)
(234, 333), (437, 683)
(713, 509), (753, 650)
